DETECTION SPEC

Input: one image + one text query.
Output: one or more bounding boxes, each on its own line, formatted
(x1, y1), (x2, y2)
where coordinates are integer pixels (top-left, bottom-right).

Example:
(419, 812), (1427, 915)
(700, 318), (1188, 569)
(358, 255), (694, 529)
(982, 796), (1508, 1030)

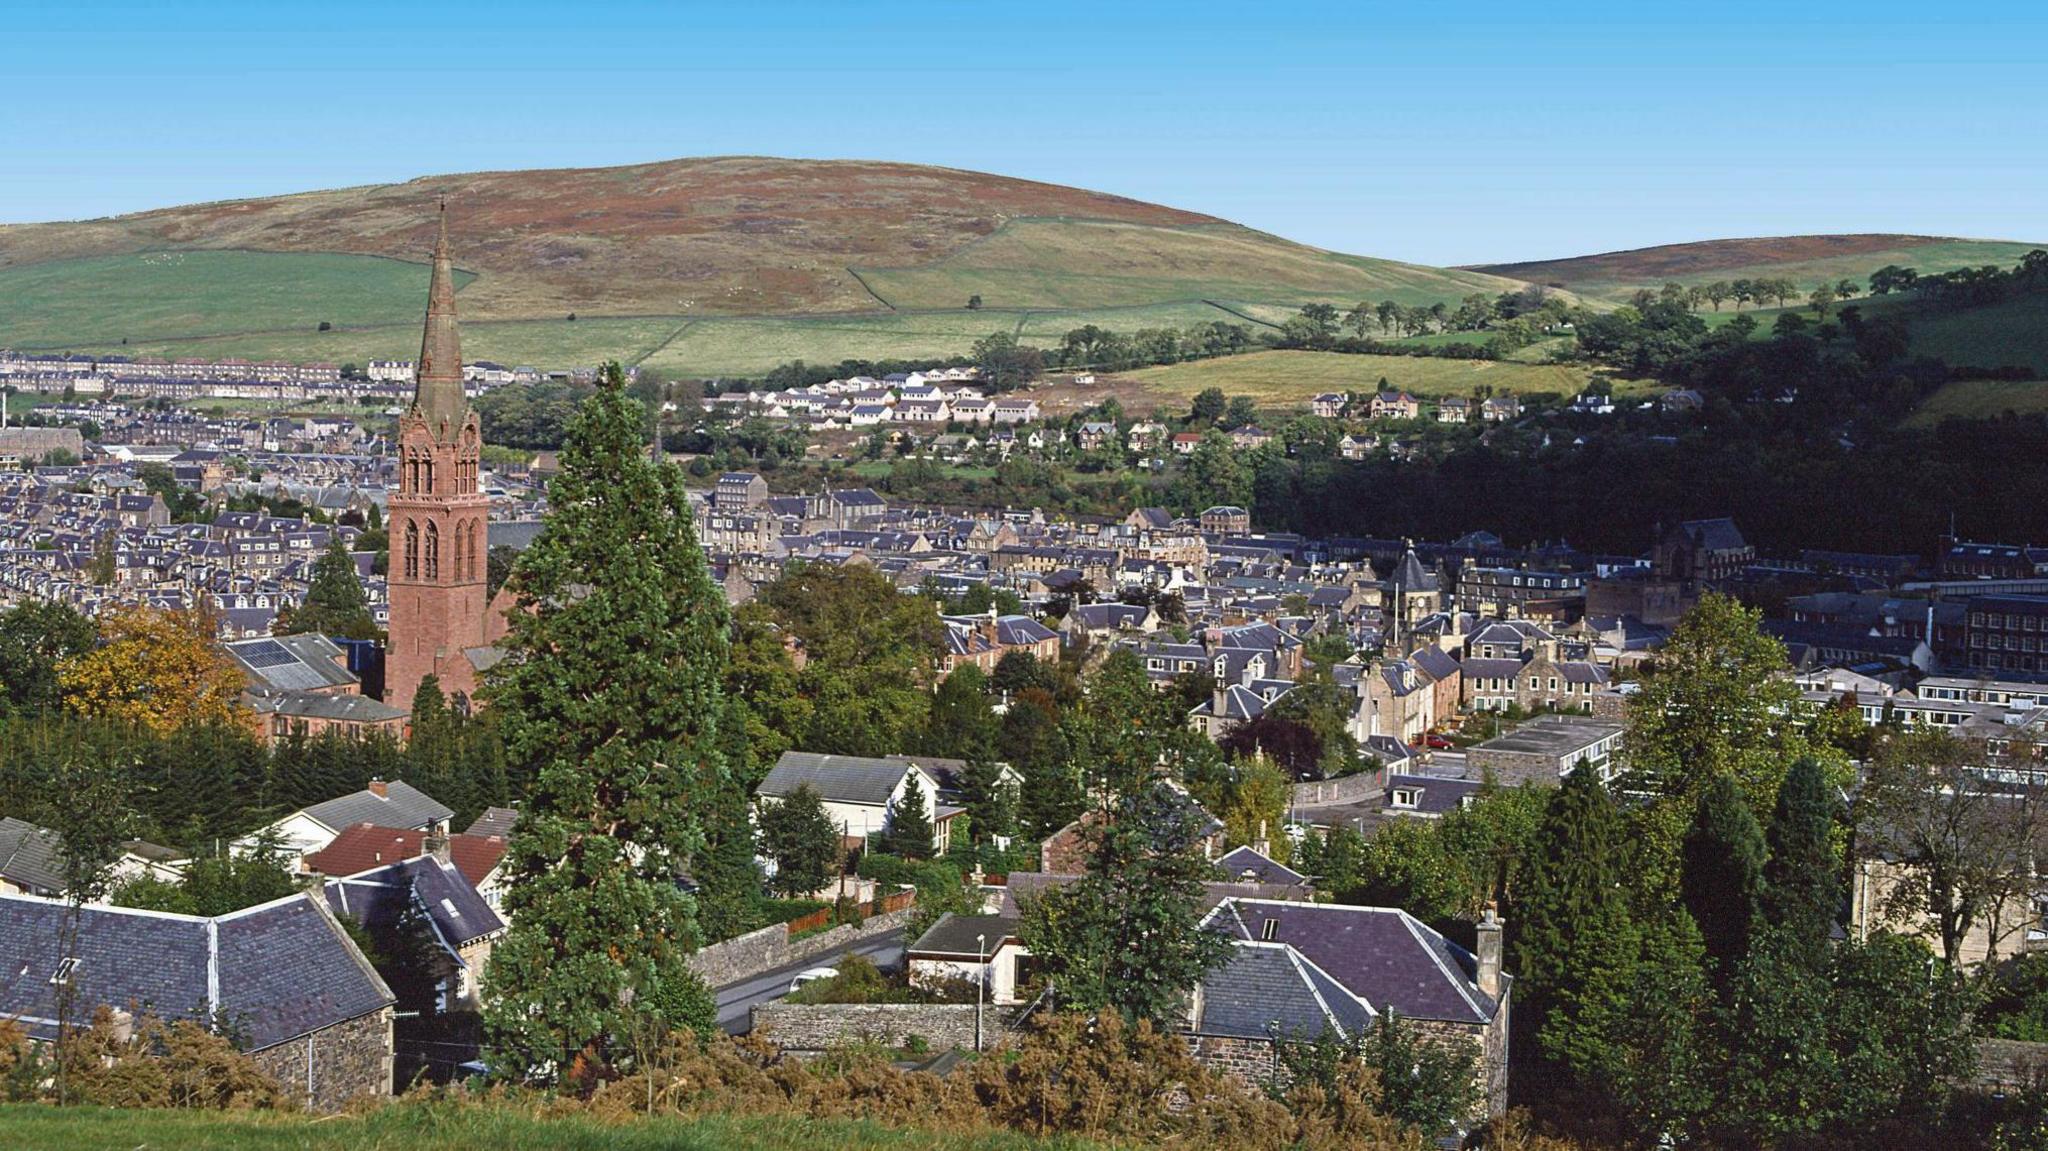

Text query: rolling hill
(0, 156), (1535, 374)
(1471, 234), (2043, 305)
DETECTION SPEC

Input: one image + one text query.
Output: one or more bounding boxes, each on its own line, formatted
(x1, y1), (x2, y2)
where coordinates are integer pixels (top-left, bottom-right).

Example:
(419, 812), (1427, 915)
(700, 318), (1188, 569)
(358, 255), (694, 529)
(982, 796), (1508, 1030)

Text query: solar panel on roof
(234, 640), (297, 669)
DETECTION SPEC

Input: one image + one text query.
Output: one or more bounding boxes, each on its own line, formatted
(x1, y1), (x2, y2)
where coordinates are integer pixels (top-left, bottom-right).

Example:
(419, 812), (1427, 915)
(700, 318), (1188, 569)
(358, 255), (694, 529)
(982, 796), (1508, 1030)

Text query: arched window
(402, 520), (419, 579)
(422, 459), (436, 495)
(455, 518), (471, 580)
(471, 521), (483, 580)
(424, 521), (440, 580)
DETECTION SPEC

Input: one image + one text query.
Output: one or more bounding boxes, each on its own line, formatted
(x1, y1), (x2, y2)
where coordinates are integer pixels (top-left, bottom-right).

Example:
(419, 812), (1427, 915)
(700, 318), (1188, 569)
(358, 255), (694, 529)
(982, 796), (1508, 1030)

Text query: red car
(1423, 733), (1455, 750)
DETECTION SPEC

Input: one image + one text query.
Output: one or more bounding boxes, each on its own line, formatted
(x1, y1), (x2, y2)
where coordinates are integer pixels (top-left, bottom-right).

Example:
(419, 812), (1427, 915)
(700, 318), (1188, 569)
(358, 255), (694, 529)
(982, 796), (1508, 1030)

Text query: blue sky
(4, 0), (2044, 264)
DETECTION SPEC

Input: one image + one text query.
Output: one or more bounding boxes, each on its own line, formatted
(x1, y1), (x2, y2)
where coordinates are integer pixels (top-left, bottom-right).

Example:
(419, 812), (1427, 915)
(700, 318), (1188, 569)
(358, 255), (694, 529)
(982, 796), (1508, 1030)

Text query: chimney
(367, 778), (388, 798)
(424, 829), (451, 865)
(1252, 819), (1271, 857)
(1476, 904), (1504, 999)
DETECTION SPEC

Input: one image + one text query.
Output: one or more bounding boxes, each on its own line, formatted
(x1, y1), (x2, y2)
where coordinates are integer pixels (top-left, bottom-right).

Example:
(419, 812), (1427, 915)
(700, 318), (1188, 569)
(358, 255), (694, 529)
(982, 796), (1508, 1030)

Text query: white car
(788, 966), (839, 995)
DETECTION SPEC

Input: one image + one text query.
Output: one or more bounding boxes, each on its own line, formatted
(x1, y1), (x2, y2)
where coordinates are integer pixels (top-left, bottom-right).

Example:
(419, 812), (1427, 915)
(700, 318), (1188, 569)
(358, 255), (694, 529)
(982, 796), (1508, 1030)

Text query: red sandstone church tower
(385, 205), (491, 712)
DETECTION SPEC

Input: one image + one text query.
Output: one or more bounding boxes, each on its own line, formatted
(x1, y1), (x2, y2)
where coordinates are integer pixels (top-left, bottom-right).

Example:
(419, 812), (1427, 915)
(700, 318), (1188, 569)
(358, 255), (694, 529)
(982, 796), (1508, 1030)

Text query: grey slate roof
(1215, 846), (1308, 887)
(0, 890), (392, 1050)
(0, 817), (66, 894)
(1205, 899), (1499, 1025)
(301, 780), (453, 834)
(465, 806), (519, 838)
(325, 855), (505, 948)
(1194, 941), (1375, 1041)
(758, 751), (920, 807)
(908, 912), (1019, 958)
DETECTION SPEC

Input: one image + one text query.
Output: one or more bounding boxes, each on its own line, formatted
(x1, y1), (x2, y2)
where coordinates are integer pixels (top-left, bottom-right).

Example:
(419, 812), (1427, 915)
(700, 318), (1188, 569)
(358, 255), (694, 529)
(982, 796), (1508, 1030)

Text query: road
(713, 928), (907, 1034)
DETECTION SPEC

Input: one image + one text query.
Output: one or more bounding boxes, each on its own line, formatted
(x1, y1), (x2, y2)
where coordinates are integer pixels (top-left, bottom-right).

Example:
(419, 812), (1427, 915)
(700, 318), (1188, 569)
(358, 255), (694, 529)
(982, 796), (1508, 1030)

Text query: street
(713, 928), (907, 1033)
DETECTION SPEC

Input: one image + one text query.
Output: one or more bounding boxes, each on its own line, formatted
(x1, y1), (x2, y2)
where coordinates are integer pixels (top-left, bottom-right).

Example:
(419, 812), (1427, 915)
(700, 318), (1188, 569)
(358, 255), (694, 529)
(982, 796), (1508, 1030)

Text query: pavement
(713, 927), (908, 1034)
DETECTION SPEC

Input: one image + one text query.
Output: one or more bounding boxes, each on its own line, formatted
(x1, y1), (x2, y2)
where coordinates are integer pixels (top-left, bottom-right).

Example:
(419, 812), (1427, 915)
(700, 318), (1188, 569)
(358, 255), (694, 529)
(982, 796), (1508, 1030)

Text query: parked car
(1423, 733), (1455, 750)
(789, 966), (839, 995)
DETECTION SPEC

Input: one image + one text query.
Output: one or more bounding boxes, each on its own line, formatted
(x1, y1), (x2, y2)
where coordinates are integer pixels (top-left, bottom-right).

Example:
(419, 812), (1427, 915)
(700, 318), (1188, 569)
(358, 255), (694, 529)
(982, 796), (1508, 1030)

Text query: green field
(1907, 379), (2048, 426)
(1110, 349), (1609, 405)
(0, 251), (475, 349)
(0, 1104), (1095, 1151)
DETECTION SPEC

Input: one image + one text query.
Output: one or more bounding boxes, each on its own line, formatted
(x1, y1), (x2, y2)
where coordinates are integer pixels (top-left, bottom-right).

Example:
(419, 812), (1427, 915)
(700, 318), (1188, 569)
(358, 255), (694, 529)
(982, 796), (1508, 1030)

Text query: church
(384, 207), (503, 712)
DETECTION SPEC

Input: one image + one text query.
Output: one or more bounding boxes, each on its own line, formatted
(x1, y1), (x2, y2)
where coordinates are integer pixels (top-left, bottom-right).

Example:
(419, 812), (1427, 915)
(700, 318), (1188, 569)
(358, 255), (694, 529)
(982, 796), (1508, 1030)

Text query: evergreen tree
(483, 363), (728, 1080)
(278, 537), (380, 640)
(759, 782), (839, 898)
(923, 664), (997, 761)
(1761, 756), (1841, 942)
(0, 602), (97, 718)
(1023, 779), (1231, 1025)
(1679, 773), (1764, 983)
(885, 773), (935, 860)
(962, 757), (1018, 844)
(693, 695), (765, 942)
(1510, 768), (1638, 1093)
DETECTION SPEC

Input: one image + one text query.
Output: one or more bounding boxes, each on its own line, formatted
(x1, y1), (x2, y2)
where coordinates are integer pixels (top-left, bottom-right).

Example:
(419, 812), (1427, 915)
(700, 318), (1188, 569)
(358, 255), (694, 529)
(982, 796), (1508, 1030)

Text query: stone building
(385, 206), (493, 713)
(1186, 898), (1510, 1122)
(0, 890), (395, 1110)
(1464, 715), (1624, 785)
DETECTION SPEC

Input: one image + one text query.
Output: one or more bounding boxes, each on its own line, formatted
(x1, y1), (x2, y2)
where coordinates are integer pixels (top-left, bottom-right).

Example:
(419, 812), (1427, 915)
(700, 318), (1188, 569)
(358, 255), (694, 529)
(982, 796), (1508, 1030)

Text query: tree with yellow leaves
(58, 607), (244, 734)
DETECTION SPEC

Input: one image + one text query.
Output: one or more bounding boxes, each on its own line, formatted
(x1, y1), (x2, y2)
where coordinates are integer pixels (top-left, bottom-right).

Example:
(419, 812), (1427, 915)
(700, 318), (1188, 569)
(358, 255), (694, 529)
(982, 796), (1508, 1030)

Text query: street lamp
(975, 933), (987, 1052)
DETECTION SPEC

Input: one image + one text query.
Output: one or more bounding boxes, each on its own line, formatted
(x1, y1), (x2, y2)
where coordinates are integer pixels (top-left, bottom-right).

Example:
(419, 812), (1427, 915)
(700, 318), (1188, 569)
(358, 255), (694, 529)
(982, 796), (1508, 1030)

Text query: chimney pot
(367, 778), (388, 798)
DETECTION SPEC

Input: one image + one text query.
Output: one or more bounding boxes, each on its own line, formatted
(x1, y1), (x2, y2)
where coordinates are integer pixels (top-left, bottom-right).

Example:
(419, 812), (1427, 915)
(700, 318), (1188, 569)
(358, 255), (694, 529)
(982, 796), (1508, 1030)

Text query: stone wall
(1291, 770), (1384, 808)
(689, 907), (918, 989)
(1184, 1033), (1280, 1091)
(750, 1002), (996, 1053)
(250, 1007), (393, 1112)
(1977, 1038), (2048, 1092)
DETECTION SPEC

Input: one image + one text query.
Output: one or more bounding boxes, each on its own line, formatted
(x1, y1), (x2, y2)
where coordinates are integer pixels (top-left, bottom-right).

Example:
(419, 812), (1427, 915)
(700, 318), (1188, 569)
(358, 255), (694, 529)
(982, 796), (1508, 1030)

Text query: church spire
(413, 200), (467, 436)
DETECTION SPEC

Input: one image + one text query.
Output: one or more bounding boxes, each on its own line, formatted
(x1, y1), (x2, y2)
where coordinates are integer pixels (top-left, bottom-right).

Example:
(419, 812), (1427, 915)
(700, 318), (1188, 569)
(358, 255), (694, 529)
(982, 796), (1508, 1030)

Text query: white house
(754, 752), (972, 855)
(907, 912), (1027, 1005)
(236, 779), (454, 862)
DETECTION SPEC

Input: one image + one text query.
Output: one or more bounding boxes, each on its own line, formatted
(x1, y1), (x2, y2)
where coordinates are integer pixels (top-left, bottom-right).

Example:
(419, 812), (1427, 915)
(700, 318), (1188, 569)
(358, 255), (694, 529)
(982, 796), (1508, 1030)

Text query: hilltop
(0, 156), (1532, 373)
(1471, 234), (2043, 305)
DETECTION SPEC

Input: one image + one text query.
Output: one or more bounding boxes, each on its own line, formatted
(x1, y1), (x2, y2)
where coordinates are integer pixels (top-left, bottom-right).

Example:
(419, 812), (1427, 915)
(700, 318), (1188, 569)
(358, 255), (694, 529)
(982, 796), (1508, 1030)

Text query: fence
(783, 889), (916, 938)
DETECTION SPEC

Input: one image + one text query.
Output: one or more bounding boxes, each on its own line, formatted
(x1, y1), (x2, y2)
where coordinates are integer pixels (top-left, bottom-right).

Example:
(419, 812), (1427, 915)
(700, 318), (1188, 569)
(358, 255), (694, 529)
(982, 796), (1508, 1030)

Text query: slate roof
(1679, 517), (1748, 552)
(908, 912), (1020, 958)
(758, 751), (920, 807)
(1215, 845), (1308, 887)
(1194, 940), (1376, 1041)
(1386, 774), (1484, 816)
(0, 890), (392, 1050)
(0, 818), (67, 894)
(1204, 899), (1500, 1025)
(324, 855), (505, 948)
(300, 780), (453, 834)
(465, 806), (519, 838)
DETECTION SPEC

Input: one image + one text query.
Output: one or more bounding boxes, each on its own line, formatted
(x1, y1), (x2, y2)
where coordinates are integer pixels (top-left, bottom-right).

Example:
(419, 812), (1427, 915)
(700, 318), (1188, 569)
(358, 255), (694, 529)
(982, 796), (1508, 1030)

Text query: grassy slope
(0, 251), (475, 349)
(853, 219), (1525, 311)
(0, 156), (1548, 371)
(1474, 236), (2042, 304)
(0, 1104), (1100, 1151)
(1106, 348), (1601, 406)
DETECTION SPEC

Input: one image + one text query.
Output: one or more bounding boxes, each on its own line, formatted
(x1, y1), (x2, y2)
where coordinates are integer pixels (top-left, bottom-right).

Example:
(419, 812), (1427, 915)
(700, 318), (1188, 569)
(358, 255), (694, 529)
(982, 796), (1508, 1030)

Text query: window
(1391, 788), (1419, 808)
(1260, 918), (1278, 942)
(402, 520), (419, 579)
(424, 521), (440, 580)
(49, 957), (78, 985)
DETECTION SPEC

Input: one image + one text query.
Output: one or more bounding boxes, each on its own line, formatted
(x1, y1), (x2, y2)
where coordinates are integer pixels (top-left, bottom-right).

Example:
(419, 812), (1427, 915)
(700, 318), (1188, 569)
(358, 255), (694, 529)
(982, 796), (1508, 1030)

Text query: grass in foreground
(0, 1102), (1102, 1151)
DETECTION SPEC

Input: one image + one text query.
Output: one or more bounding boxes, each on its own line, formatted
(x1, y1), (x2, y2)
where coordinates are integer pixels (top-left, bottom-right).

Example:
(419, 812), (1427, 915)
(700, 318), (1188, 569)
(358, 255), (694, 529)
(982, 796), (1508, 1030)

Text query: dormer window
(1391, 788), (1420, 809)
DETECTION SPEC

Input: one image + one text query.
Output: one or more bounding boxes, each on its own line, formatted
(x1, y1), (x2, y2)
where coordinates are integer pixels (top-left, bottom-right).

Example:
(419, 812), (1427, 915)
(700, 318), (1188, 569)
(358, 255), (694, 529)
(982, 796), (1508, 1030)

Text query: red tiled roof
(301, 823), (506, 888)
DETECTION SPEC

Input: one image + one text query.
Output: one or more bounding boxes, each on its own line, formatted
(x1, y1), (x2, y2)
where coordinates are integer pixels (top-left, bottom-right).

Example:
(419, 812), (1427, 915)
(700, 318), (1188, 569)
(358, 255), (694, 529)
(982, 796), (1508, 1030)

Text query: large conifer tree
(1679, 773), (1764, 983)
(1761, 756), (1840, 943)
(483, 363), (729, 1080)
(1511, 767), (1638, 1088)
